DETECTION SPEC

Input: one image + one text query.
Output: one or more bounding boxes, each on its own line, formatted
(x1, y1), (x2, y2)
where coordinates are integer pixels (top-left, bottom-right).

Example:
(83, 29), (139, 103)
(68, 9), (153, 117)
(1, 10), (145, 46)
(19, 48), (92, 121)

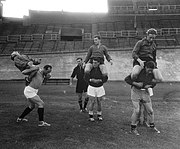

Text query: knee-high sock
(19, 107), (33, 119)
(38, 108), (44, 121)
(78, 100), (83, 109)
(84, 97), (89, 109)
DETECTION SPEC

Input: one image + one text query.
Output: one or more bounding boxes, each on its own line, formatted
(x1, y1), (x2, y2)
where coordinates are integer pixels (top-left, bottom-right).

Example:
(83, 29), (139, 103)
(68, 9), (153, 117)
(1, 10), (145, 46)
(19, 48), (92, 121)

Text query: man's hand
(133, 82), (143, 88)
(144, 85), (152, 89)
(137, 58), (145, 68)
(44, 73), (51, 80)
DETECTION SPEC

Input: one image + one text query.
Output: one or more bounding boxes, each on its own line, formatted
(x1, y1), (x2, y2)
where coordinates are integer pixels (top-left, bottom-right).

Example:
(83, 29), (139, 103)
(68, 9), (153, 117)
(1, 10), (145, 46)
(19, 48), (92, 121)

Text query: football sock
(78, 100), (83, 109)
(83, 97), (89, 109)
(89, 111), (93, 118)
(97, 111), (102, 117)
(38, 108), (44, 121)
(19, 107), (33, 119)
(149, 123), (155, 128)
(131, 124), (137, 130)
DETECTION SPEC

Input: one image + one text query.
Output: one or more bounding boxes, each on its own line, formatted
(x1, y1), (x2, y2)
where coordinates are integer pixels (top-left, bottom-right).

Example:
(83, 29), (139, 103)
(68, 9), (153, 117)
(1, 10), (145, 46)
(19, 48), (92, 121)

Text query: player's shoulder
(100, 44), (107, 48)
(137, 38), (144, 44)
(73, 65), (79, 72)
(89, 45), (94, 49)
(100, 44), (108, 51)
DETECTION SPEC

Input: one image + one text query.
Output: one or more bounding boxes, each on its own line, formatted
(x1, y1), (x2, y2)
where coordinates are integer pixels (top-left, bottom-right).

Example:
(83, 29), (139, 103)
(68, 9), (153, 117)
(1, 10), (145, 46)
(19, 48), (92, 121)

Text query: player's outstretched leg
(17, 106), (34, 123)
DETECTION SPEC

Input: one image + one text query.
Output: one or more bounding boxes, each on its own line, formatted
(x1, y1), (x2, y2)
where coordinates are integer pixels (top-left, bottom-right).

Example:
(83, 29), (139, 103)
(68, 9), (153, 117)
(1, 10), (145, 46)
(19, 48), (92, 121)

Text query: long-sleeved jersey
(84, 44), (112, 63)
(124, 69), (156, 89)
(132, 37), (157, 62)
(84, 67), (108, 87)
(13, 55), (40, 72)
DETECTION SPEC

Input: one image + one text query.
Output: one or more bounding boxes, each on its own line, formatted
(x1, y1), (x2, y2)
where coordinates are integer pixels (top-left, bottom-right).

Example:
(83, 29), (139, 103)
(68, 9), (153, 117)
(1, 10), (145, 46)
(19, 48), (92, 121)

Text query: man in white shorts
(125, 61), (161, 135)
(16, 64), (52, 127)
(84, 57), (108, 122)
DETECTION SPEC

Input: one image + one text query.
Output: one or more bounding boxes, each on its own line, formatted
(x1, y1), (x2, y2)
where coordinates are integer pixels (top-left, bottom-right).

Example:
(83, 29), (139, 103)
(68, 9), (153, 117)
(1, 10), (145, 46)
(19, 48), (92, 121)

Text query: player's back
(14, 55), (30, 71)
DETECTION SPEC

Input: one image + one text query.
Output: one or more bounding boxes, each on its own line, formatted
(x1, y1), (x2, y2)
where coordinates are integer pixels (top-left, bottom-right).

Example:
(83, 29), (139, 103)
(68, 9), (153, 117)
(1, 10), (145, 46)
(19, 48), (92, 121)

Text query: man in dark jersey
(70, 57), (89, 112)
(131, 28), (163, 83)
(84, 57), (108, 122)
(84, 35), (113, 76)
(125, 61), (160, 135)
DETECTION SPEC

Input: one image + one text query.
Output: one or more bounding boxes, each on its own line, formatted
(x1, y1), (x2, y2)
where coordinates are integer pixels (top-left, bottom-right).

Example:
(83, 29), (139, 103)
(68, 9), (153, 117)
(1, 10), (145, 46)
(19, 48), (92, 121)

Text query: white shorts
(24, 86), (38, 98)
(87, 85), (105, 97)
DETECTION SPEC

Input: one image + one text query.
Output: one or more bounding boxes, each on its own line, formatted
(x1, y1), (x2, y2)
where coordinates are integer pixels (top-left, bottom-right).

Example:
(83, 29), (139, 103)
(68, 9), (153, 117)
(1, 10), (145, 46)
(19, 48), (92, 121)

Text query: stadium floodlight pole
(0, 0), (5, 20)
(132, 0), (138, 30)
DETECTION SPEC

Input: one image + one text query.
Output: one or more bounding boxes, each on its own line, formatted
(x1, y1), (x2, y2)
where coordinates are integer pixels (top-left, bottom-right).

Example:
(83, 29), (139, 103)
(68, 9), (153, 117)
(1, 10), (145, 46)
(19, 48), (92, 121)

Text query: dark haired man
(84, 35), (113, 77)
(84, 57), (108, 122)
(11, 51), (41, 85)
(125, 61), (160, 135)
(70, 57), (89, 112)
(17, 65), (52, 127)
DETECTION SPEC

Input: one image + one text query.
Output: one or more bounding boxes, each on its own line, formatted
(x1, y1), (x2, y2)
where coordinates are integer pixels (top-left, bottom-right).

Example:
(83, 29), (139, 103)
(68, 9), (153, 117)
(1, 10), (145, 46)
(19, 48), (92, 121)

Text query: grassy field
(0, 81), (180, 149)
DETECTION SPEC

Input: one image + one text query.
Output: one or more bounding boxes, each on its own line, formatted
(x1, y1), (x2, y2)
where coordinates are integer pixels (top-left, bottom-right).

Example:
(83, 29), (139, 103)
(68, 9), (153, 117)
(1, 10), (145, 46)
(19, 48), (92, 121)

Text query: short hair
(93, 35), (101, 40)
(146, 28), (157, 35)
(44, 64), (52, 70)
(92, 57), (100, 63)
(10, 51), (19, 60)
(76, 57), (82, 61)
(145, 61), (156, 69)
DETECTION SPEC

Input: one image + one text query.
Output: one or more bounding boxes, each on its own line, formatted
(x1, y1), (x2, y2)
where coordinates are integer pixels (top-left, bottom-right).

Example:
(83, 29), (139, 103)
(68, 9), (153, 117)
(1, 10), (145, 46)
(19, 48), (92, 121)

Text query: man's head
(146, 28), (157, 43)
(145, 61), (156, 74)
(93, 35), (101, 45)
(43, 64), (52, 75)
(92, 57), (100, 68)
(76, 57), (83, 66)
(11, 51), (20, 60)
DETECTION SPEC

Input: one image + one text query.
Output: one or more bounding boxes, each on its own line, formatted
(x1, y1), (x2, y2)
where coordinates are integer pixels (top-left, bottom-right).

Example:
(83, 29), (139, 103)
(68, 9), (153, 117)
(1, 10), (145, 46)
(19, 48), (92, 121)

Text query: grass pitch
(0, 81), (180, 149)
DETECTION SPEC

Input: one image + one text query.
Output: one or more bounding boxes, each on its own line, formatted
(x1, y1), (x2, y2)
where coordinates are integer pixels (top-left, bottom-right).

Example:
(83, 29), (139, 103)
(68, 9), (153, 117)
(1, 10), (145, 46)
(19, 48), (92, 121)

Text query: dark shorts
(76, 81), (88, 93)
(133, 57), (157, 68)
(89, 57), (104, 64)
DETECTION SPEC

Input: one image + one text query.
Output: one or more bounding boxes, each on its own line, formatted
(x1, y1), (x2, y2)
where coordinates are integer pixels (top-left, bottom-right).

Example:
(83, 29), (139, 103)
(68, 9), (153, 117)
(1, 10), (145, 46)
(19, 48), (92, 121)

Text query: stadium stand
(0, 0), (179, 82)
(0, 0), (179, 55)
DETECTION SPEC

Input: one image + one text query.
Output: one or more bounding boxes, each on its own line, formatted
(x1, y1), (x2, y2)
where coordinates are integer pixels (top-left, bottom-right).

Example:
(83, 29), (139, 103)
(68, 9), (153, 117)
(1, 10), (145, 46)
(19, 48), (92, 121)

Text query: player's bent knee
(38, 101), (45, 108)
(29, 105), (35, 109)
(131, 73), (138, 80)
(147, 110), (153, 115)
